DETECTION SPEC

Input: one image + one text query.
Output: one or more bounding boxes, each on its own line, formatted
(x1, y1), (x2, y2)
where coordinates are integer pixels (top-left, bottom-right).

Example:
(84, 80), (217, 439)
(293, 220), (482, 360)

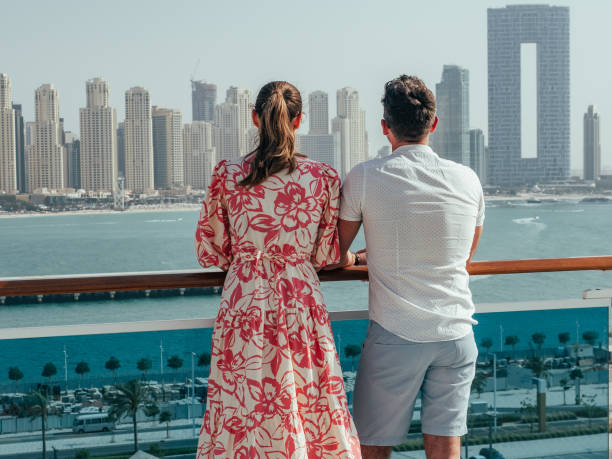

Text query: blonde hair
(239, 81), (303, 187)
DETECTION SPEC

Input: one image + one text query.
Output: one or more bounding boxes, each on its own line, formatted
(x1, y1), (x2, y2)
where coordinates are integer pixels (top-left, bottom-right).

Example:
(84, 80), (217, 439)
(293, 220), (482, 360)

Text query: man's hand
(355, 248), (367, 266)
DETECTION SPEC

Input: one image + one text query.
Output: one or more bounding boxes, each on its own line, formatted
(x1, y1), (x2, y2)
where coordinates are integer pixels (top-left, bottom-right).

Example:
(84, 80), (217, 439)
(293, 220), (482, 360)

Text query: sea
(0, 200), (611, 389)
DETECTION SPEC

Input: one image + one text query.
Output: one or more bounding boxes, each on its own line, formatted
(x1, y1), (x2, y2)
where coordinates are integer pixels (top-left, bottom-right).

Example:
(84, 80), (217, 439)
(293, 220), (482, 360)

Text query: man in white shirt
(336, 75), (484, 459)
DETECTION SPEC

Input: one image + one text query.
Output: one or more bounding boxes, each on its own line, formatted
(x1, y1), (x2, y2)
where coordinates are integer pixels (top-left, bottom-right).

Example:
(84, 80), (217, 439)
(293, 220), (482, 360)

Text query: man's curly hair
(381, 75), (436, 141)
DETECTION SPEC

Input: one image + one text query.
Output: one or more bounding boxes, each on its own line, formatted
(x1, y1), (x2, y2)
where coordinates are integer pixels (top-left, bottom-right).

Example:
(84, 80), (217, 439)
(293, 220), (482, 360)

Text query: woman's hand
(324, 250), (356, 270)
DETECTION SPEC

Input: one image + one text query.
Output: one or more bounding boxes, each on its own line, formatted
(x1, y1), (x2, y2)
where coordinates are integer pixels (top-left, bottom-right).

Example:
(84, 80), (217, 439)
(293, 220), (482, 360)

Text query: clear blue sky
(2, 0), (610, 170)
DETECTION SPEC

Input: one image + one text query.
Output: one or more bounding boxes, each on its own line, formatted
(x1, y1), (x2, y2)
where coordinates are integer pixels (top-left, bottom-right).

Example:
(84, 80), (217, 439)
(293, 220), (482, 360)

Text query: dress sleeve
(311, 165), (341, 270)
(194, 160), (232, 270)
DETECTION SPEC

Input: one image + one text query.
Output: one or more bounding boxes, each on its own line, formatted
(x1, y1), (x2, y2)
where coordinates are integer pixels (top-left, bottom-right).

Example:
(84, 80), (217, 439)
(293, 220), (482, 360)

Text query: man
(336, 75), (484, 459)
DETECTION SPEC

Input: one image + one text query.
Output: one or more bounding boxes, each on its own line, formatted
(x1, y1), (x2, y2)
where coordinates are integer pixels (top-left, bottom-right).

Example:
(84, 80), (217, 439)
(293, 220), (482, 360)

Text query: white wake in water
(512, 216), (547, 231)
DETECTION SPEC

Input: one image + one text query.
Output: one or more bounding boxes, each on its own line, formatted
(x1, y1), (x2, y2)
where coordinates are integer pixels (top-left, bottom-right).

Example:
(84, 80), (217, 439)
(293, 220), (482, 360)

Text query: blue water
(0, 201), (611, 386)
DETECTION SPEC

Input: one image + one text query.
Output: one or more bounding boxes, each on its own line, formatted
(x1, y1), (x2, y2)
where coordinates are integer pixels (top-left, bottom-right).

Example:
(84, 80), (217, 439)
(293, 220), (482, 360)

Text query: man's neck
(391, 136), (429, 152)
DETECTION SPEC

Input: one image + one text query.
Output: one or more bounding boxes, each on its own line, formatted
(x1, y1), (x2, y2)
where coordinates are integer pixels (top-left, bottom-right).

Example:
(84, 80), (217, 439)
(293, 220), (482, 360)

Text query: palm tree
(75, 362), (90, 389)
(105, 356), (121, 385)
(504, 336), (519, 356)
(8, 366), (24, 394)
(531, 333), (546, 353)
(137, 358), (152, 382)
(581, 331), (598, 346)
(25, 391), (49, 459)
(167, 355), (184, 383)
(108, 379), (157, 453)
(471, 371), (487, 398)
(525, 355), (547, 378)
(558, 332), (571, 346)
(159, 410), (173, 438)
(197, 352), (211, 373)
(559, 378), (570, 405)
(41, 362), (57, 388)
(569, 368), (584, 405)
(344, 344), (361, 371)
(480, 337), (493, 360)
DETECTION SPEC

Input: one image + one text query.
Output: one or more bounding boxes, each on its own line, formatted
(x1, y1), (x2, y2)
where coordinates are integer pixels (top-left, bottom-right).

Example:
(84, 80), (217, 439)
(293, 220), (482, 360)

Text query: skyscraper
(214, 101), (240, 162)
(308, 91), (329, 135)
(297, 90), (338, 169)
(469, 129), (487, 184)
(431, 65), (470, 166)
(0, 74), (17, 193)
(192, 81), (216, 122)
(64, 132), (81, 190)
(124, 87), (154, 192)
(28, 84), (65, 192)
(183, 121), (216, 190)
(225, 87), (252, 157)
(79, 78), (117, 191)
(583, 105), (601, 181)
(12, 104), (25, 192)
(488, 5), (570, 186)
(117, 122), (125, 178)
(332, 87), (367, 177)
(152, 106), (183, 189)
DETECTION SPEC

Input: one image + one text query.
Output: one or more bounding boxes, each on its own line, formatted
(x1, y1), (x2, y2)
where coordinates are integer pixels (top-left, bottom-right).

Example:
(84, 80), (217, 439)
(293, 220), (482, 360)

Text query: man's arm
(325, 219), (361, 269)
(467, 225), (483, 268)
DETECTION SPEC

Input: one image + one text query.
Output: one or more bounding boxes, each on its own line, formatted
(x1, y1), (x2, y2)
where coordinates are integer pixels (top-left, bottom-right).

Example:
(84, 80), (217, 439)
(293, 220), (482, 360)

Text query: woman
(195, 81), (360, 458)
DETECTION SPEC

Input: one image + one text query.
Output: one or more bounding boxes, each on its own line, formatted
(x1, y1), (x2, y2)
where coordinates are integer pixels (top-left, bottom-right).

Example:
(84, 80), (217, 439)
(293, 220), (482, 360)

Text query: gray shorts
(352, 321), (477, 445)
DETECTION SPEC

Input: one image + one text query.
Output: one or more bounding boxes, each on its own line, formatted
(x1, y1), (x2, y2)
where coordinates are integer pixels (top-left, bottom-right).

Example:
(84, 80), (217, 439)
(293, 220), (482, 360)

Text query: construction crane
(190, 58), (201, 85)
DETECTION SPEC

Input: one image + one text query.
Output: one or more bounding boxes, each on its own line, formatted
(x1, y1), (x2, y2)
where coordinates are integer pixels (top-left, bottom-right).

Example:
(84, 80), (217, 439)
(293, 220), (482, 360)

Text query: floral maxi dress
(195, 158), (361, 458)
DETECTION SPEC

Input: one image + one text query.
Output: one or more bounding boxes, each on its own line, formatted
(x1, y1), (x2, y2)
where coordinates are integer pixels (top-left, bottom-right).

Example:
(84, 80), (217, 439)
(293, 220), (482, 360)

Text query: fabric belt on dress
(234, 250), (311, 266)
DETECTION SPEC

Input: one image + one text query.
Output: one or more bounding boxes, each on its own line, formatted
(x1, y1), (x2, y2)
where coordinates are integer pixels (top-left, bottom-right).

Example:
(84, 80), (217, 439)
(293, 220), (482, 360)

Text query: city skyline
(1, 0), (609, 172)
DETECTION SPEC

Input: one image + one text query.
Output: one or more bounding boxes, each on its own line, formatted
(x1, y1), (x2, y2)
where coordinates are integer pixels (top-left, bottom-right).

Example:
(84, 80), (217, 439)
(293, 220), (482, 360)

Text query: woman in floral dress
(195, 81), (361, 458)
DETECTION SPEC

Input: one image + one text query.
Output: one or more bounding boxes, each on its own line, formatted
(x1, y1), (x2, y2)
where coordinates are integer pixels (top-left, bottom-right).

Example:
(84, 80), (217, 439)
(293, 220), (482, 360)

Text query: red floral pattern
(195, 158), (360, 458)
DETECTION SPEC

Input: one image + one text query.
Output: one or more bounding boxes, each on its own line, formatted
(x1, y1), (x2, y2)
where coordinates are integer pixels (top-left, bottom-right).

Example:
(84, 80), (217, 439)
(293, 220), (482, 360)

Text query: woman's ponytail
(239, 81), (302, 187)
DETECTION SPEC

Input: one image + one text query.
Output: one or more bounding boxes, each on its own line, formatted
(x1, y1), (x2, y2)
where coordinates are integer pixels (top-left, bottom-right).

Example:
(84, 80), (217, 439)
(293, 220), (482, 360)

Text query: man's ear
(430, 116), (439, 134)
(381, 118), (390, 135)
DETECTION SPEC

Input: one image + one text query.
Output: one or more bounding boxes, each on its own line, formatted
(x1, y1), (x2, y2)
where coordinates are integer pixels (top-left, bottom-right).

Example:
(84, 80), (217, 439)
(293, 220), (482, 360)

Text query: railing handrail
(1, 255), (611, 297)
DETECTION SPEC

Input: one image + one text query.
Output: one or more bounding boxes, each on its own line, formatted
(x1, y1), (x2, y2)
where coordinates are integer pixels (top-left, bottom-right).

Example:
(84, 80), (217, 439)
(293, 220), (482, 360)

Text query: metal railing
(0, 255), (611, 340)
(1, 255), (611, 297)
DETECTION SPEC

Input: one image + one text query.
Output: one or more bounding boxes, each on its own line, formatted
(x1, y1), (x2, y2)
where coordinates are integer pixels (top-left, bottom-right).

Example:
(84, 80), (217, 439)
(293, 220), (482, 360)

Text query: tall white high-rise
(297, 90), (338, 169)
(183, 121), (216, 190)
(0, 73), (17, 193)
(309, 91), (329, 135)
(152, 106), (183, 189)
(225, 87), (252, 157)
(124, 87), (154, 192)
(332, 87), (367, 177)
(28, 84), (65, 192)
(79, 78), (117, 192)
(214, 101), (240, 162)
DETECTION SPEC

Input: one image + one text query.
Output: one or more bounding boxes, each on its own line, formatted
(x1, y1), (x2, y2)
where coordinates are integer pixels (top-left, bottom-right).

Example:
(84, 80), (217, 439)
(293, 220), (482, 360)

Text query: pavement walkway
(391, 433), (608, 459)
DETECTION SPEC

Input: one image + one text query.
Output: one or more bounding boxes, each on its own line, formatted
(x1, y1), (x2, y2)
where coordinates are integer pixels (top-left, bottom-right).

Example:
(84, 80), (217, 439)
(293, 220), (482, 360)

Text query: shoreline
(1, 193), (611, 218)
(0, 203), (202, 219)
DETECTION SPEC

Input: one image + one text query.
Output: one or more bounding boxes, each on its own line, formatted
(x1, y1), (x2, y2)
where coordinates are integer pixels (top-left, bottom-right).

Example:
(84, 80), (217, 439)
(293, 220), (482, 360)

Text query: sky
(1, 0), (610, 171)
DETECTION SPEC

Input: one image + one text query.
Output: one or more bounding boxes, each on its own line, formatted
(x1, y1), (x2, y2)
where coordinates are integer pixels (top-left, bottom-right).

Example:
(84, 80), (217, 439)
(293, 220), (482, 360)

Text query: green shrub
(148, 443), (164, 458)
(74, 451), (91, 459)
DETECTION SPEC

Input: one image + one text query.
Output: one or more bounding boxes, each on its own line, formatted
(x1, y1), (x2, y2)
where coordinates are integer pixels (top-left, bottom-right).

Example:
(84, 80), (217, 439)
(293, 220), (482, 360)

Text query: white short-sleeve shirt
(340, 144), (484, 342)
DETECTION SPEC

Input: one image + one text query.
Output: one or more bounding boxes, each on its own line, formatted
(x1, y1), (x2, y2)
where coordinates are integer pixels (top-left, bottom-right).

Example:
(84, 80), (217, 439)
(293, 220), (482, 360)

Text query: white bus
(72, 413), (115, 433)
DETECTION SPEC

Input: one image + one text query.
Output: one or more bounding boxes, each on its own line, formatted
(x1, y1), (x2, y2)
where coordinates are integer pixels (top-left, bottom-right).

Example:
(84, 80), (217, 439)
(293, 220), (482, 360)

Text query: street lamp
(63, 345), (68, 394)
(184, 351), (197, 438)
